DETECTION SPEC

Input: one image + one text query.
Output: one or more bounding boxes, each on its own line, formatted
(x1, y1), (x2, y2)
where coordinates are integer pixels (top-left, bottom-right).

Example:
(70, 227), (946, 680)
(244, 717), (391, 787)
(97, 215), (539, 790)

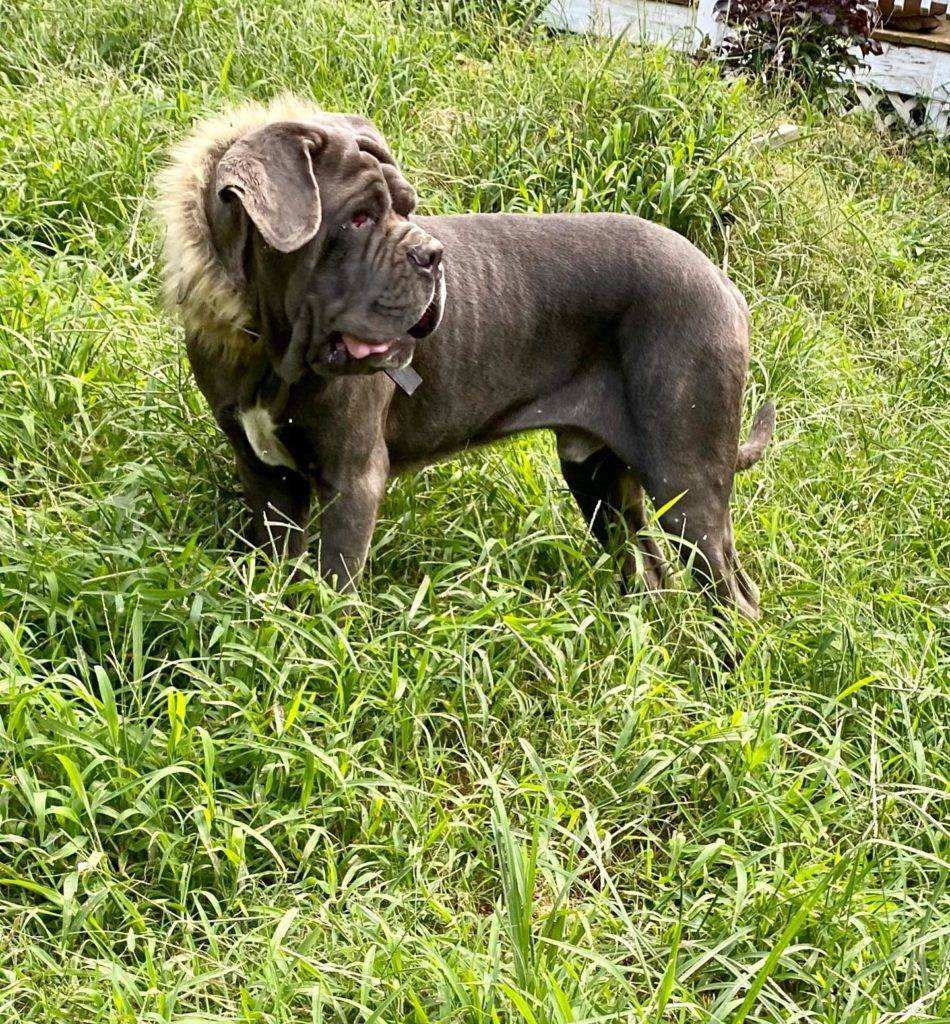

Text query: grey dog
(157, 97), (774, 618)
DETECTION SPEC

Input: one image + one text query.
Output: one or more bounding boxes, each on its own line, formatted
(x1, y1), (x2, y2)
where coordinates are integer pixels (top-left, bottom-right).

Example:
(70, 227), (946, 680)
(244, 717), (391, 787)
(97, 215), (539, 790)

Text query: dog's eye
(350, 212), (374, 229)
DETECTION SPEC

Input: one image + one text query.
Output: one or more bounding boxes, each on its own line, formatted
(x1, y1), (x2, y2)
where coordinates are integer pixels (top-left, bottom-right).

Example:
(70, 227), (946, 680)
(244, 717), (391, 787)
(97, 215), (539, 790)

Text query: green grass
(1, 1), (948, 1021)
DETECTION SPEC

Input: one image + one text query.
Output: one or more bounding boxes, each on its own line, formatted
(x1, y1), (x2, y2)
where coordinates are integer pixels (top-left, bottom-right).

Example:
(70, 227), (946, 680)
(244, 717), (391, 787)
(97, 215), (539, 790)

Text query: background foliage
(717, 0), (882, 103)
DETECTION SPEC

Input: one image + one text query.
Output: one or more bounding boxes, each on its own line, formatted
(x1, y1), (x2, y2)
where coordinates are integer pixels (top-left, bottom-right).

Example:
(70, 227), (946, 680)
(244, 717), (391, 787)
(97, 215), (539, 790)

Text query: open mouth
(407, 280), (443, 339)
(338, 273), (445, 361)
(340, 335), (397, 360)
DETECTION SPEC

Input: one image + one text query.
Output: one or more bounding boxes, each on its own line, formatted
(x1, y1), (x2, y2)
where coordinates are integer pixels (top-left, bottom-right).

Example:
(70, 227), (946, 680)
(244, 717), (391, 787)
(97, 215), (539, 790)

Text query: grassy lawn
(1, 1), (948, 1021)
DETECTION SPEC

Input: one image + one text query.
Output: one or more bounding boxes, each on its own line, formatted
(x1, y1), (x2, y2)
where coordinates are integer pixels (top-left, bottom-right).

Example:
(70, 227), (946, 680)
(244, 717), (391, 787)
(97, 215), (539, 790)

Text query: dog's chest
(239, 402), (296, 469)
(239, 376), (391, 482)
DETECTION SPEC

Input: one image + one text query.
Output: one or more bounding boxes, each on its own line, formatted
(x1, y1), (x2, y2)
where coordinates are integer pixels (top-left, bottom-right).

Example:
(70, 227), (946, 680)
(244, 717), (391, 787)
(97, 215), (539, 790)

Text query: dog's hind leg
(656, 490), (759, 619)
(558, 440), (668, 593)
(616, 305), (767, 618)
(624, 410), (763, 619)
(623, 404), (763, 620)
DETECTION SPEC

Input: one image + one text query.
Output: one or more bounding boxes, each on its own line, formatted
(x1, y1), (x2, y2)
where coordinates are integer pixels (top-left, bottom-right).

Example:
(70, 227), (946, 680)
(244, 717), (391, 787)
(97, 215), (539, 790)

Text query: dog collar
(386, 364), (422, 396)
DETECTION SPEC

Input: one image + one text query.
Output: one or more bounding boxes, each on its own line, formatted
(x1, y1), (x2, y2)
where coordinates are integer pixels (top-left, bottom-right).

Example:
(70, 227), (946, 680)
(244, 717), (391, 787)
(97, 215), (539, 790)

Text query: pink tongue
(342, 335), (394, 359)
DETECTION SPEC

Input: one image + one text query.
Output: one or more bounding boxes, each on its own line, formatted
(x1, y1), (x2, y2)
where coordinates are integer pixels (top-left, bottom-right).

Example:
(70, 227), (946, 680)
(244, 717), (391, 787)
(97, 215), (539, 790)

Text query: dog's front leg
(314, 445), (389, 593)
(185, 336), (312, 561)
(219, 411), (313, 560)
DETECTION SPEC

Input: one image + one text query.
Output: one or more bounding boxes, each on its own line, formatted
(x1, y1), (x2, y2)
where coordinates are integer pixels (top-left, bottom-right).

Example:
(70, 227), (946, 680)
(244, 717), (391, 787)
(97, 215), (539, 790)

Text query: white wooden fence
(542, 0), (726, 50)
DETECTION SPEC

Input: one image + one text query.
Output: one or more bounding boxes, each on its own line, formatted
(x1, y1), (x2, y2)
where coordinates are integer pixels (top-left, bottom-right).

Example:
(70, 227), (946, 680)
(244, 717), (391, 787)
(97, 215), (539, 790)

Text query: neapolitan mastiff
(157, 96), (774, 617)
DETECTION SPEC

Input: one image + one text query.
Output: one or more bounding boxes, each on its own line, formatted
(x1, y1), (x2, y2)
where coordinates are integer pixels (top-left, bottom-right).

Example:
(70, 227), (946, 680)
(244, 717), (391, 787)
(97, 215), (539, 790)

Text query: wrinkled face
(205, 116), (445, 382)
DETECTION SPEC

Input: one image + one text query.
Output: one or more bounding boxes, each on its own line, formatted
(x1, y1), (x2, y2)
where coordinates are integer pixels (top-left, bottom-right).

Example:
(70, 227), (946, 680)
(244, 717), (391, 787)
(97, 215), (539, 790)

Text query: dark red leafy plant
(715, 0), (883, 102)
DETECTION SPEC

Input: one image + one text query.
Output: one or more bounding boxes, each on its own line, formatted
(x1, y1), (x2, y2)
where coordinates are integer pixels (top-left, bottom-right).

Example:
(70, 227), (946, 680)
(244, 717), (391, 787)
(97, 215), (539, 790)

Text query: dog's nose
(407, 240), (443, 273)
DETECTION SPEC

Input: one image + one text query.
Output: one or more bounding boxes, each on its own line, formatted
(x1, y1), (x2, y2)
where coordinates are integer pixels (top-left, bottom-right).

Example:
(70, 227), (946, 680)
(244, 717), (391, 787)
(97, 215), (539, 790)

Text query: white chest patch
(239, 404), (296, 469)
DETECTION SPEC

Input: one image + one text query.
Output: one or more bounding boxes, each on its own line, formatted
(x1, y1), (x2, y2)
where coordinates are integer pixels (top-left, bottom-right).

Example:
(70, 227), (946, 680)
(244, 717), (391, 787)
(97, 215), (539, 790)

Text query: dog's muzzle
(335, 266), (445, 364)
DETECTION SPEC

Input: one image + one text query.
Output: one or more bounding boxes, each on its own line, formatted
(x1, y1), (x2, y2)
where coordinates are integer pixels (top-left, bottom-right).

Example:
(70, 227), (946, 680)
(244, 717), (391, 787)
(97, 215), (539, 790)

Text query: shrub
(716, 0), (882, 103)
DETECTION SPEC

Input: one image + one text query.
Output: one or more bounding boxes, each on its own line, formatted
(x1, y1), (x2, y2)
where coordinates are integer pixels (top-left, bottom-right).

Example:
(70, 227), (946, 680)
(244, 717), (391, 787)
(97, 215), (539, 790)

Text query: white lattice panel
(854, 37), (950, 134)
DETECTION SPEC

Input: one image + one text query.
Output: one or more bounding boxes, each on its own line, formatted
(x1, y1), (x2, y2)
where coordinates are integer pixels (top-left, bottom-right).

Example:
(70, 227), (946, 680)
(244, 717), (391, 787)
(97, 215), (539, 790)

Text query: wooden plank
(873, 20), (950, 54)
(750, 123), (801, 150)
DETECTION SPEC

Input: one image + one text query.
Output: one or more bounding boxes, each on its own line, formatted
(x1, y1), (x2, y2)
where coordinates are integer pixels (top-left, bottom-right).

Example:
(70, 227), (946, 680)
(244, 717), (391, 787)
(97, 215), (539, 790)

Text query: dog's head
(204, 114), (444, 381)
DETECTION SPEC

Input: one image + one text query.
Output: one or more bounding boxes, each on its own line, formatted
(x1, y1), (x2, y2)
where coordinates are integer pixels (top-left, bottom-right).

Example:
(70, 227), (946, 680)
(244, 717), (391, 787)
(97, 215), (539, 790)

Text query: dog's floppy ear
(208, 122), (325, 286)
(346, 117), (417, 216)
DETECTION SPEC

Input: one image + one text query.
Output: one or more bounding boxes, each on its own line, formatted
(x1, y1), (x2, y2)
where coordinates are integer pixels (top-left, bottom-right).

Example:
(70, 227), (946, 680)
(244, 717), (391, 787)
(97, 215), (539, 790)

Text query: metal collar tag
(386, 364), (422, 396)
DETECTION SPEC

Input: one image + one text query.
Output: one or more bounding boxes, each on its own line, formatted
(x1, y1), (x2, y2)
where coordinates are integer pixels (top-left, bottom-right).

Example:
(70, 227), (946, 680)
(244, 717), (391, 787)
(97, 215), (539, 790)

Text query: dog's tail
(736, 400), (776, 472)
